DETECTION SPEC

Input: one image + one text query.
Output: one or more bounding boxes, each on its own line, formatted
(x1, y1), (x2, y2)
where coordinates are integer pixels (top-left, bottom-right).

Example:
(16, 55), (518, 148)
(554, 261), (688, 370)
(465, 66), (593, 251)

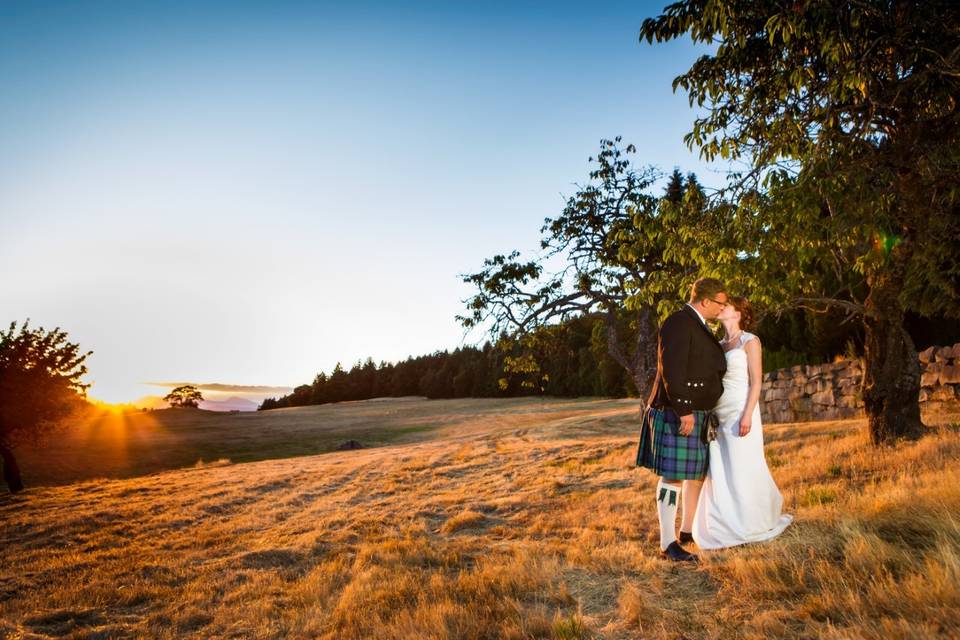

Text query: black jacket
(646, 305), (727, 416)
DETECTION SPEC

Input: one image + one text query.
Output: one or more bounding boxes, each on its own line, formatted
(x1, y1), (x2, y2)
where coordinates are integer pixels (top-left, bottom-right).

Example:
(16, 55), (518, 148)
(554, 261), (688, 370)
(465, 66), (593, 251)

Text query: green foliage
(639, 1), (960, 318)
(664, 167), (685, 204)
(0, 319), (91, 448)
(755, 306), (866, 364)
(762, 347), (808, 374)
(500, 354), (546, 392)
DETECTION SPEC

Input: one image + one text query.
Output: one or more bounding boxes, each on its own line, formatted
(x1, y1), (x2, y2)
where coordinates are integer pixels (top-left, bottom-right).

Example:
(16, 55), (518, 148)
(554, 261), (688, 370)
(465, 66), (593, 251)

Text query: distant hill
(132, 395), (277, 412)
(200, 396), (260, 412)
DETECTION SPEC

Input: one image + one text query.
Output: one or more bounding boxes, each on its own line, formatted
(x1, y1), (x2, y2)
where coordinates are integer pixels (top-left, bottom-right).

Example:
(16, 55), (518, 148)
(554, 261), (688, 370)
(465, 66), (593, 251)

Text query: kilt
(635, 406), (710, 480)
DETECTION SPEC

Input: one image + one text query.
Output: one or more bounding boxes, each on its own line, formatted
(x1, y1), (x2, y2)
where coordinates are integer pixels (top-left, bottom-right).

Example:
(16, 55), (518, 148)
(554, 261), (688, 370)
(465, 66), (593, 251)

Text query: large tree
(640, 1), (960, 443)
(0, 320), (91, 493)
(459, 138), (706, 396)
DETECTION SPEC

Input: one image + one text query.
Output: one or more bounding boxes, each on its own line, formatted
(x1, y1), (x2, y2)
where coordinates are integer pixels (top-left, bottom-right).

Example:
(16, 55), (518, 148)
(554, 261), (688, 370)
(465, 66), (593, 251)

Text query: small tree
(0, 320), (91, 493)
(164, 385), (203, 408)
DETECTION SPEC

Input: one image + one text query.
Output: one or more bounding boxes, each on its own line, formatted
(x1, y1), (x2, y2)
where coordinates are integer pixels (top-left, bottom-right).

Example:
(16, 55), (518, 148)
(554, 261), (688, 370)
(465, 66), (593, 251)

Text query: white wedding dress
(693, 332), (793, 549)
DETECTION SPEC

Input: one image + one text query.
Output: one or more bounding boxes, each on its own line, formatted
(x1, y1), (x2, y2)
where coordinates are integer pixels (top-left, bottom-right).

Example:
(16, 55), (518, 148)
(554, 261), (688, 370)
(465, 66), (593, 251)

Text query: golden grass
(14, 397), (639, 487)
(1, 398), (958, 639)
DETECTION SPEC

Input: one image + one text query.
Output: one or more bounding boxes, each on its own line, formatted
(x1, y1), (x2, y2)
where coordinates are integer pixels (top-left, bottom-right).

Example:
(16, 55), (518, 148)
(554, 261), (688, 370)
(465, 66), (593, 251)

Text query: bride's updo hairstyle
(728, 296), (755, 332)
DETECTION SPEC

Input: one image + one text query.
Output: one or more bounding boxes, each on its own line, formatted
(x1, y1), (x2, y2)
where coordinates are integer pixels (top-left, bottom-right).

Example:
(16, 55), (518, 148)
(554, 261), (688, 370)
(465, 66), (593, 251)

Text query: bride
(692, 296), (792, 549)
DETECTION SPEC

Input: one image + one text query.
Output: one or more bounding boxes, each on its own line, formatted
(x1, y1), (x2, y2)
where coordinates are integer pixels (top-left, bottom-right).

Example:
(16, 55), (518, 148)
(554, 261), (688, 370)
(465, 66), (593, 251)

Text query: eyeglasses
(707, 297), (728, 308)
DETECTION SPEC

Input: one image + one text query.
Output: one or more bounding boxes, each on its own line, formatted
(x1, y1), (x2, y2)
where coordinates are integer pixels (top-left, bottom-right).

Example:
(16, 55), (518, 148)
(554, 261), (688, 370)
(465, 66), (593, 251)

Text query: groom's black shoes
(678, 530), (695, 545)
(661, 541), (699, 563)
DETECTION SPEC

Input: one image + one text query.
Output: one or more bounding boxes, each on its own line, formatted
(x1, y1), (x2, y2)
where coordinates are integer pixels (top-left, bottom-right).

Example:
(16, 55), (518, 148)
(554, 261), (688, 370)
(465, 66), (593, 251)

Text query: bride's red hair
(728, 296), (755, 332)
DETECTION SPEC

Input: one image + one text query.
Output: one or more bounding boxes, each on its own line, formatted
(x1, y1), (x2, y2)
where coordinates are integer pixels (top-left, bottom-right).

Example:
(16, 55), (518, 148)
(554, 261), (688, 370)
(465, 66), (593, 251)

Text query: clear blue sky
(0, 0), (721, 404)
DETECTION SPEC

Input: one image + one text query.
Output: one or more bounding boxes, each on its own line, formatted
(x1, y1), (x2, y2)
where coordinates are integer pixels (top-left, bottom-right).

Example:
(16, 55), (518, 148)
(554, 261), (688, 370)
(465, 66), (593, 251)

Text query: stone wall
(760, 343), (960, 424)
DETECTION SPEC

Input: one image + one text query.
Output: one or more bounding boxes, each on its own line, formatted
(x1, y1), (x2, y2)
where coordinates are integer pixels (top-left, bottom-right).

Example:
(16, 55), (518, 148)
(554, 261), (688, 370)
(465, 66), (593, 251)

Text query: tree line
(258, 313), (634, 410)
(259, 284), (958, 411)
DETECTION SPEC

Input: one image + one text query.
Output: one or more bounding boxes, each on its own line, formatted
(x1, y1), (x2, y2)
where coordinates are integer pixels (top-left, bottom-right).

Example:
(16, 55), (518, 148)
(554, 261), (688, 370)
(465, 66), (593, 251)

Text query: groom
(636, 277), (728, 562)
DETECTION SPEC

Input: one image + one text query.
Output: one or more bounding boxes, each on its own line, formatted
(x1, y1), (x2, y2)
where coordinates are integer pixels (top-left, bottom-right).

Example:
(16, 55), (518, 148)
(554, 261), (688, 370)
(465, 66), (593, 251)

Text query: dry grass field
(14, 397), (635, 487)
(1, 397), (959, 639)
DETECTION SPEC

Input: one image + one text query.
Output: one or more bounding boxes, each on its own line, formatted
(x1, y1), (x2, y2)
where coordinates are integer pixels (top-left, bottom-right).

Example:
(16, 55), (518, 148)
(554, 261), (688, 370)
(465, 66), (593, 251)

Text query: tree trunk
(633, 305), (659, 398)
(605, 305), (658, 399)
(862, 261), (925, 445)
(0, 444), (24, 493)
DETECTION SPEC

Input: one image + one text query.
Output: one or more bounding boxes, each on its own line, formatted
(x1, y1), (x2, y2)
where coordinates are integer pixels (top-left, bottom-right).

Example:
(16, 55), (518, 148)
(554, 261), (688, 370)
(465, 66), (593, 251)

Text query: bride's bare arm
(740, 337), (763, 436)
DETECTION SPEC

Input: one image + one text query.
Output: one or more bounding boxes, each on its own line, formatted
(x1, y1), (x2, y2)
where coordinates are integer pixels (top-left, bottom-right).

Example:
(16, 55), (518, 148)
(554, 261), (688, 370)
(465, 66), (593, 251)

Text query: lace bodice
(721, 331), (756, 387)
(723, 331), (756, 352)
(715, 331), (758, 423)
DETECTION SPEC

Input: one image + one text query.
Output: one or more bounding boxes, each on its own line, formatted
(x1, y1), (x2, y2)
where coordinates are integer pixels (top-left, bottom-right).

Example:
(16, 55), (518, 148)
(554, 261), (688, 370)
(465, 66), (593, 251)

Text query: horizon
(0, 1), (723, 404)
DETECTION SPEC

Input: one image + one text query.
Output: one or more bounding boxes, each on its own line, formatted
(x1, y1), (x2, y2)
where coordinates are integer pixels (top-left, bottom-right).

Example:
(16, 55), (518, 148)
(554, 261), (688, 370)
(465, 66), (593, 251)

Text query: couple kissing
(636, 277), (793, 562)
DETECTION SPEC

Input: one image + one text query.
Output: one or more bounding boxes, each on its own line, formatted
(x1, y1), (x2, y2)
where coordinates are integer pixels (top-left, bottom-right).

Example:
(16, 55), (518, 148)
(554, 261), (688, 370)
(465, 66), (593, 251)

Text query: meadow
(13, 397), (636, 487)
(1, 398), (958, 639)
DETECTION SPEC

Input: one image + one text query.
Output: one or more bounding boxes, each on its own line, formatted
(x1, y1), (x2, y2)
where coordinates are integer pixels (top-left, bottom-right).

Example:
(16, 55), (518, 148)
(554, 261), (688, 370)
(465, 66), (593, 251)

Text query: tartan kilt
(635, 406), (710, 480)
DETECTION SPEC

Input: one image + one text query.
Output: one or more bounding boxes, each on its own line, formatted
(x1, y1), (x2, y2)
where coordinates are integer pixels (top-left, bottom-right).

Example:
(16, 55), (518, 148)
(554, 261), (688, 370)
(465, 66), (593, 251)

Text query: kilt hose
(635, 406), (710, 480)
